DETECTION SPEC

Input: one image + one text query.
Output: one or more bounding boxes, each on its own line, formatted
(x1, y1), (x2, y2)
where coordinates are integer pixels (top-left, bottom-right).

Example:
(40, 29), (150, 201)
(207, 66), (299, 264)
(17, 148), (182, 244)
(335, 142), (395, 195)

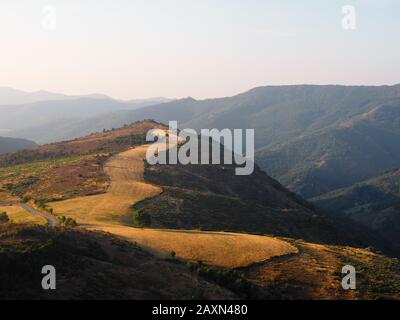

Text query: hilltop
(0, 120), (165, 202)
(0, 120), (166, 167)
(12, 84), (400, 200)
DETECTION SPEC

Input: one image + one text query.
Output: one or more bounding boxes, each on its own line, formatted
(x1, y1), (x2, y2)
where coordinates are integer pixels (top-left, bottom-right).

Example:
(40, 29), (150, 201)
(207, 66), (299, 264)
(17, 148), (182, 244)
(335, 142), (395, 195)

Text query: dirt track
(50, 145), (161, 226)
(49, 145), (297, 268)
(0, 202), (56, 226)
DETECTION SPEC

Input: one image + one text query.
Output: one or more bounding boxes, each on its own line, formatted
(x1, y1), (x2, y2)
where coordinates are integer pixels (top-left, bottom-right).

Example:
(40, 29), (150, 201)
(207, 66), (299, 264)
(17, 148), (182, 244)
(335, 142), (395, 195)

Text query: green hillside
(257, 101), (400, 197)
(312, 169), (400, 252)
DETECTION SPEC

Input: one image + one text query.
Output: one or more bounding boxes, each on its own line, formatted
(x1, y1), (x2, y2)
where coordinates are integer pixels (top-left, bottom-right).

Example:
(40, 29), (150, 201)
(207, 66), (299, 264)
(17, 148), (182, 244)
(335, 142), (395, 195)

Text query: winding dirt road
(0, 202), (58, 226)
(49, 145), (297, 268)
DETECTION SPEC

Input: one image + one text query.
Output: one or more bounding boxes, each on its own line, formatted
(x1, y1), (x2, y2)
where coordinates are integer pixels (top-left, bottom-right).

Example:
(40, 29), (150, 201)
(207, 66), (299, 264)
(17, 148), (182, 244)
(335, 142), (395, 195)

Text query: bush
(132, 209), (151, 227)
(57, 216), (78, 228)
(34, 199), (46, 209)
(191, 262), (255, 298)
(0, 212), (10, 223)
(21, 195), (31, 203)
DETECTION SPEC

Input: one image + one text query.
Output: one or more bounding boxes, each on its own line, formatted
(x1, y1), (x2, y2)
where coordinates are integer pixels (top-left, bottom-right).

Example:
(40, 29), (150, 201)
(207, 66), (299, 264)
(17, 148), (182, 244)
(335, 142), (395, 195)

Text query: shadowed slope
(49, 145), (297, 268)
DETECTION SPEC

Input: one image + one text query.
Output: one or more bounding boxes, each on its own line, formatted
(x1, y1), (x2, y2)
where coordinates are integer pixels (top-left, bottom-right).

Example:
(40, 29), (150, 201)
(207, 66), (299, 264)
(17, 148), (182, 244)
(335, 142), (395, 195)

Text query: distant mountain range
(11, 84), (400, 197)
(0, 87), (111, 106)
(3, 84), (400, 220)
(0, 136), (37, 154)
(0, 87), (172, 136)
(0, 98), (173, 132)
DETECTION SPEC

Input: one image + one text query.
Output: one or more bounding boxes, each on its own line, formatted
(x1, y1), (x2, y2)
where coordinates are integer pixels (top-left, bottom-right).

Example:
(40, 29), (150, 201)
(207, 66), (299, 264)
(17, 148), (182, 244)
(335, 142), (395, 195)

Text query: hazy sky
(1, 0), (399, 100)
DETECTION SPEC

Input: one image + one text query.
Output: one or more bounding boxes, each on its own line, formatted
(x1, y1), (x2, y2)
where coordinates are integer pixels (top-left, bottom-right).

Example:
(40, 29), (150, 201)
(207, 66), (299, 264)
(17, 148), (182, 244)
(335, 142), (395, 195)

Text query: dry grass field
(0, 205), (47, 225)
(244, 240), (400, 299)
(49, 145), (297, 268)
(0, 191), (19, 202)
(50, 145), (161, 226)
(100, 226), (297, 268)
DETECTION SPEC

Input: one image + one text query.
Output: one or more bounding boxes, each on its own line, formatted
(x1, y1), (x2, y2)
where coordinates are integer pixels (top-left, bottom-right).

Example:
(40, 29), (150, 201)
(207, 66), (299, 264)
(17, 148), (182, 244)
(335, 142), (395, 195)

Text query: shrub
(0, 212), (10, 223)
(190, 262), (255, 298)
(132, 209), (151, 227)
(57, 216), (77, 228)
(21, 195), (31, 203)
(65, 218), (77, 227)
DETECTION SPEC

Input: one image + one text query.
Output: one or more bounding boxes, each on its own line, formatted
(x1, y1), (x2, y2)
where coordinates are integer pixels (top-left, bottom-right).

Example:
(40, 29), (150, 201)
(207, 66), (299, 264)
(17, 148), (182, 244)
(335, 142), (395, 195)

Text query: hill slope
(2, 224), (400, 300)
(243, 239), (400, 300)
(257, 100), (400, 197)
(0, 224), (236, 300)
(2, 121), (400, 299)
(0, 120), (392, 253)
(312, 169), (400, 252)
(0, 120), (166, 167)
(14, 84), (400, 198)
(0, 136), (37, 155)
(47, 145), (298, 268)
(133, 145), (393, 253)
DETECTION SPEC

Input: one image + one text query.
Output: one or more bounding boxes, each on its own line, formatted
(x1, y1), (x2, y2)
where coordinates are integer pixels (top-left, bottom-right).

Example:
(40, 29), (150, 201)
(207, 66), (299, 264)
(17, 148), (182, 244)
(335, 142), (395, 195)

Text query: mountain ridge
(6, 84), (400, 200)
(0, 136), (38, 155)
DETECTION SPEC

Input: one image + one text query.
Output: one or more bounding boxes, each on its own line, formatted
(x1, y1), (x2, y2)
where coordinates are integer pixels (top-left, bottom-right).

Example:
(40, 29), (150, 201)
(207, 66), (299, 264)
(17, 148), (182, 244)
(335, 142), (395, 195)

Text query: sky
(0, 0), (399, 100)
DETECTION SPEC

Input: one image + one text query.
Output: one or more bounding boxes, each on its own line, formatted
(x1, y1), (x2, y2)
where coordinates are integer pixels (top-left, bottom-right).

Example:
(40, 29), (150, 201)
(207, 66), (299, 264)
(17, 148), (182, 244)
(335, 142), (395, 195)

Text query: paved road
(0, 202), (58, 227)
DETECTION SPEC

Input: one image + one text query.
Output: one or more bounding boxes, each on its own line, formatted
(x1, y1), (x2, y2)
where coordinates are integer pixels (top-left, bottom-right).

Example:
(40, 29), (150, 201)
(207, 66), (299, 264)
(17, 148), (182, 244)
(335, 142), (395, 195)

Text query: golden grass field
(49, 145), (297, 268)
(0, 205), (47, 225)
(50, 145), (162, 226)
(102, 226), (297, 268)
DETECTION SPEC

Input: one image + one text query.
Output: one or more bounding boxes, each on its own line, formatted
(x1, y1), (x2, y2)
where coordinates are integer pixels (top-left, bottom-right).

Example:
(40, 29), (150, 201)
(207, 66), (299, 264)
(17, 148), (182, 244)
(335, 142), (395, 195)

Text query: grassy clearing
(0, 205), (47, 225)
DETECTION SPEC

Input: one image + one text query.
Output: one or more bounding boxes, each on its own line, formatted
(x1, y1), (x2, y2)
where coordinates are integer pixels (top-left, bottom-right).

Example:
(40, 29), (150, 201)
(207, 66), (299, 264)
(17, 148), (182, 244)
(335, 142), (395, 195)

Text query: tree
(170, 251), (176, 259)
(21, 195), (31, 203)
(132, 209), (151, 227)
(65, 217), (77, 227)
(57, 216), (77, 227)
